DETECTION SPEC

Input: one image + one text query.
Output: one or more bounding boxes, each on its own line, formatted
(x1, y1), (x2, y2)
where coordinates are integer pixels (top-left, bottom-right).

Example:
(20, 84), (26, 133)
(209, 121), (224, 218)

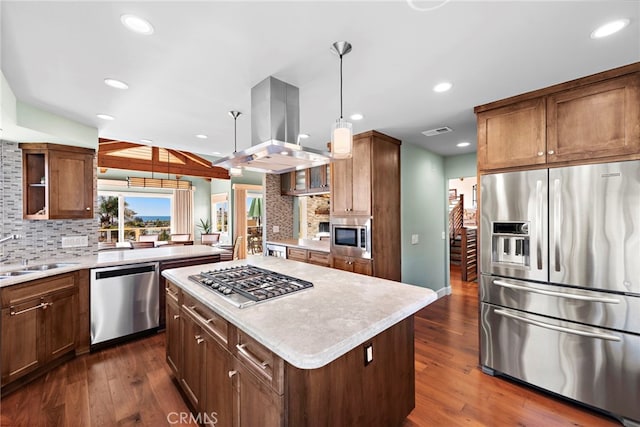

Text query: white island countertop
(0, 245), (228, 287)
(162, 256), (437, 370)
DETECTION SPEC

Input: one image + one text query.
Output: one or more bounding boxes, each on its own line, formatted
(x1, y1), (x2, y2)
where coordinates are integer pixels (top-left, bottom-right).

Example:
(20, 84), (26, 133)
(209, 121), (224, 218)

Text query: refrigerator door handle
(536, 180), (543, 270)
(553, 178), (561, 272)
(494, 308), (621, 342)
(493, 279), (620, 304)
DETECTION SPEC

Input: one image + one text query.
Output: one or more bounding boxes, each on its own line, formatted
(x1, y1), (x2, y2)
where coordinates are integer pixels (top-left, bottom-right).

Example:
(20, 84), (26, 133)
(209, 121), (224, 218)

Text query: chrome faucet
(0, 234), (21, 245)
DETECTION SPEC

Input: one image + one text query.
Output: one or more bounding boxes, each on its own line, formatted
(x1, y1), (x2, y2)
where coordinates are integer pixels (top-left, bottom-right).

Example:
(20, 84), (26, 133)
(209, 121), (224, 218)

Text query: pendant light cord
(339, 53), (344, 120)
(234, 116), (237, 153)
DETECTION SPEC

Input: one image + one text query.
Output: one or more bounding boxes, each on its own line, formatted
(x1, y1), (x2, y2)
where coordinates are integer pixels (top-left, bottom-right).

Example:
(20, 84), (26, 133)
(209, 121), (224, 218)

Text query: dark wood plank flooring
(1, 267), (620, 426)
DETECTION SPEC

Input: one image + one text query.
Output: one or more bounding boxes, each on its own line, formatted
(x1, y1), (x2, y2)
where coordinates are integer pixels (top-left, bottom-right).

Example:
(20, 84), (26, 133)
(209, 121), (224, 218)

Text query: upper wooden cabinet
(475, 64), (640, 172)
(19, 143), (95, 219)
(477, 98), (546, 170)
(280, 165), (330, 196)
(330, 136), (372, 216)
(546, 74), (640, 163)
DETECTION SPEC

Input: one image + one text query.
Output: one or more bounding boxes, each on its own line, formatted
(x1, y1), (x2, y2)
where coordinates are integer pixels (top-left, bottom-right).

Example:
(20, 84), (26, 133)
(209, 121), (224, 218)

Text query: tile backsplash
(264, 173), (293, 241)
(0, 141), (99, 264)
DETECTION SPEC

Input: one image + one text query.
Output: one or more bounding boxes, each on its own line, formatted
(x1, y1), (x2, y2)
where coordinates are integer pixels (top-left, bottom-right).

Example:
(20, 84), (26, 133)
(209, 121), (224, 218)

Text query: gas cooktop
(188, 265), (314, 308)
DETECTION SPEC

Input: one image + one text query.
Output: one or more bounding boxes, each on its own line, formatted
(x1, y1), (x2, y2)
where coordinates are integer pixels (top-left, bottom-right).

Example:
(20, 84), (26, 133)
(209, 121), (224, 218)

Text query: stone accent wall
(0, 141), (99, 264)
(304, 194), (330, 238)
(264, 174), (293, 241)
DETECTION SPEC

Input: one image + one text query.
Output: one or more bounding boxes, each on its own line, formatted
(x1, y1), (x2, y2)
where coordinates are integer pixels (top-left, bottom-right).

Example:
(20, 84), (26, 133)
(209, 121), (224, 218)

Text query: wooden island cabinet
(162, 257), (435, 427)
(475, 63), (640, 172)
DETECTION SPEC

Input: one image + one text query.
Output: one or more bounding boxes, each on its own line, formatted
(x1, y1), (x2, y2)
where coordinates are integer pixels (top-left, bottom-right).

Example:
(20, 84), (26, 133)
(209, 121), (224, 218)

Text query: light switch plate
(411, 234), (419, 245)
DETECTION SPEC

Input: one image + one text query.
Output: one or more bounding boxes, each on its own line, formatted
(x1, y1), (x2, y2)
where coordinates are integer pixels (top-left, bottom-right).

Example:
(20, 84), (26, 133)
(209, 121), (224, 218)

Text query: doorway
(232, 183), (263, 259)
(448, 176), (478, 282)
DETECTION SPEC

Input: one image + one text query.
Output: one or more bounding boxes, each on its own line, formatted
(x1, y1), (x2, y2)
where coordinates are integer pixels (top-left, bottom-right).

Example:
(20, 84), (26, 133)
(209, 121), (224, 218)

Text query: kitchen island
(162, 256), (436, 426)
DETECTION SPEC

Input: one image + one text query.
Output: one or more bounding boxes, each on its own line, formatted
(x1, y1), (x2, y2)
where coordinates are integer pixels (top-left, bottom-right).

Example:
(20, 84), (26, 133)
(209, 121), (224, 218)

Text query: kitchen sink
(0, 270), (34, 277)
(23, 262), (78, 271)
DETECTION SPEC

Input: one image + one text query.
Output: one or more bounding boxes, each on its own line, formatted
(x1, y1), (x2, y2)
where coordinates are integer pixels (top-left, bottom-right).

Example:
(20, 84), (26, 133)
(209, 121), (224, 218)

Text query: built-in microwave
(330, 217), (372, 259)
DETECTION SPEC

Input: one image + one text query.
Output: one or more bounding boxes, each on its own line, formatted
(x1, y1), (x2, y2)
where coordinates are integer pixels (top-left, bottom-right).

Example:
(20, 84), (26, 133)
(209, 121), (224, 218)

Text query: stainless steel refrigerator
(479, 160), (640, 427)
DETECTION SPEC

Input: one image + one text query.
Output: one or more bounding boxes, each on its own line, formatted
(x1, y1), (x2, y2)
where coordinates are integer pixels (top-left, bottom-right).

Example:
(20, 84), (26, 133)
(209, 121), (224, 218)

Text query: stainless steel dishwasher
(90, 262), (159, 347)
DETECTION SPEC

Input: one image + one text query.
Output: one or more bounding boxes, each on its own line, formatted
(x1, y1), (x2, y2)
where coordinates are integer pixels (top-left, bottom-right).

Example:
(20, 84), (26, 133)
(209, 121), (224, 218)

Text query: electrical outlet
(273, 225), (280, 233)
(411, 234), (419, 245)
(364, 343), (373, 366)
(441, 231), (446, 240)
(61, 235), (89, 248)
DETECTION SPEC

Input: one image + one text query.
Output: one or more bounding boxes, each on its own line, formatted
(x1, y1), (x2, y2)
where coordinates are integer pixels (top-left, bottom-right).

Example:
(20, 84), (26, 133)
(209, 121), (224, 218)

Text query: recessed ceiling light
(195, 134), (208, 139)
(591, 19), (630, 39)
(96, 114), (115, 120)
(456, 141), (470, 148)
(433, 82), (453, 93)
(104, 78), (129, 90)
(350, 113), (364, 121)
(140, 139), (153, 144)
(120, 14), (154, 35)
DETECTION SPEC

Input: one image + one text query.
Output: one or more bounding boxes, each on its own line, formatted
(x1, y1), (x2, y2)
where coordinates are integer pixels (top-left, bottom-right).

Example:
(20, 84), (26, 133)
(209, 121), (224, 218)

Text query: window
(98, 191), (172, 243)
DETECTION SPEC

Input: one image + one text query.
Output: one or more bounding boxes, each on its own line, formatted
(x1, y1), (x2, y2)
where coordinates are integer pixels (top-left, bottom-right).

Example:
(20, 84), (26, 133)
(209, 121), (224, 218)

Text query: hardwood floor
(403, 266), (618, 427)
(1, 267), (620, 426)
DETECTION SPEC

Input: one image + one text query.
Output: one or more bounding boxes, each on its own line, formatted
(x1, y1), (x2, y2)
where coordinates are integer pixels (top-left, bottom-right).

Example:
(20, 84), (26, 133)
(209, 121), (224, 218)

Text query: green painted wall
(444, 153), (477, 180)
(400, 143), (447, 293)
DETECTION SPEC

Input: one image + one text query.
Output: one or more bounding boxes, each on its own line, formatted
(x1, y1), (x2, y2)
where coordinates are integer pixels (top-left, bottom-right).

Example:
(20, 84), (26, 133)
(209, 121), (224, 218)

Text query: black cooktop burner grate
(188, 265), (313, 303)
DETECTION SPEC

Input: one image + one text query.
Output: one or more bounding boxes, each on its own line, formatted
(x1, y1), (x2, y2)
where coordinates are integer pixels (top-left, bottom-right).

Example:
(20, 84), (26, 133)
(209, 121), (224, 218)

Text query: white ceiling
(1, 1), (638, 158)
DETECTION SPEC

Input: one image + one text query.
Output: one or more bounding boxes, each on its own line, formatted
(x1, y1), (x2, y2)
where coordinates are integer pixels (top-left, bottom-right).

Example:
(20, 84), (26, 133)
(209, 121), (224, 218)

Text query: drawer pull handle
(228, 370), (237, 378)
(206, 318), (215, 324)
(537, 151), (544, 157)
(548, 150), (555, 155)
(173, 314), (180, 320)
(10, 302), (49, 316)
(195, 335), (204, 344)
(236, 343), (269, 370)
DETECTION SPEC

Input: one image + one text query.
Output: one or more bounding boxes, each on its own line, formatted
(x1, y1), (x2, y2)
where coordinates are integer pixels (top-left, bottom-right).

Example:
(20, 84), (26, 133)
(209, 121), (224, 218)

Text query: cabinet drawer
(1, 273), (76, 308)
(182, 293), (228, 347)
(307, 250), (330, 266)
(235, 329), (284, 395)
(287, 247), (307, 262)
(166, 281), (181, 303)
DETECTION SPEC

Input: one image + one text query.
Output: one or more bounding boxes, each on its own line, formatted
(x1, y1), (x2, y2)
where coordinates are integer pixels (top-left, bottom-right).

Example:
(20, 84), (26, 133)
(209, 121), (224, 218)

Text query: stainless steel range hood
(213, 76), (330, 175)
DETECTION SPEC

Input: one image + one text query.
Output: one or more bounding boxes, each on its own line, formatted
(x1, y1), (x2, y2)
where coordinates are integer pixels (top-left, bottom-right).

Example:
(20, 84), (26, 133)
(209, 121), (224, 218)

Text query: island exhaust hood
(213, 76), (331, 175)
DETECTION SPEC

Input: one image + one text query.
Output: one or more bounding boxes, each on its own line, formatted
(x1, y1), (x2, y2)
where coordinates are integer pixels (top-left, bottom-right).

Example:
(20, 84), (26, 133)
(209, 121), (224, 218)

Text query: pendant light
(330, 41), (353, 159)
(228, 110), (243, 177)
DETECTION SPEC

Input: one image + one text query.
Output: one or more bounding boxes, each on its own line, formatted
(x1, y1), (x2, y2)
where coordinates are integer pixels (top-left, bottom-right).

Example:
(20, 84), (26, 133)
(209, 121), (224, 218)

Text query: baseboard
(435, 286), (452, 299)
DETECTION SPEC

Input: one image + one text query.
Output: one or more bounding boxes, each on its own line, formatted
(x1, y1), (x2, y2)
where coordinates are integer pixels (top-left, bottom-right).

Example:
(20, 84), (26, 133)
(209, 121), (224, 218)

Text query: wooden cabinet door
(477, 98), (546, 171)
(180, 311), (204, 409)
(202, 331), (233, 427)
(232, 358), (283, 427)
(1, 300), (44, 385)
(280, 172), (294, 195)
(308, 165), (329, 192)
(286, 247), (307, 263)
(331, 255), (353, 272)
(331, 157), (353, 214)
(166, 296), (181, 376)
(45, 289), (76, 361)
(48, 149), (94, 219)
(547, 73), (640, 163)
(353, 259), (373, 276)
(350, 137), (372, 216)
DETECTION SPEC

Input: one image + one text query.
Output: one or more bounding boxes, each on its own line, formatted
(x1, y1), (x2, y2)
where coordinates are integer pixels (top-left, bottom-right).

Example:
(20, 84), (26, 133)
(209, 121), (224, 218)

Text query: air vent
(421, 126), (453, 137)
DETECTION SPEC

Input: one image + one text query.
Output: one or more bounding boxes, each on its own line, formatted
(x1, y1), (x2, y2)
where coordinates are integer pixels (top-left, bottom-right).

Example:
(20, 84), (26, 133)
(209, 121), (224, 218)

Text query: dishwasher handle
(94, 264), (156, 280)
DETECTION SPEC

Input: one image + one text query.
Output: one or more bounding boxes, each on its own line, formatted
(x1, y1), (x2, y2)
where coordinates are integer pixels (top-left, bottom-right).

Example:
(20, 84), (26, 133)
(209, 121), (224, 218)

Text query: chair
(132, 241), (155, 249)
(220, 235), (243, 261)
(170, 234), (191, 241)
(139, 235), (159, 242)
(201, 233), (221, 245)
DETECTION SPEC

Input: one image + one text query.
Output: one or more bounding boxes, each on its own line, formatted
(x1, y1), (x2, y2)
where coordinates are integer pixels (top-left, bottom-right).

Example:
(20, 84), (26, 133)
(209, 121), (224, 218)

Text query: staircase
(448, 194), (478, 282)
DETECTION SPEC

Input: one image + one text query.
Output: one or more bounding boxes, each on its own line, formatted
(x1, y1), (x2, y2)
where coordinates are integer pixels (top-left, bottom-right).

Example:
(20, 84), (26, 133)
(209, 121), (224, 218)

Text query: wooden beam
(98, 138), (230, 180)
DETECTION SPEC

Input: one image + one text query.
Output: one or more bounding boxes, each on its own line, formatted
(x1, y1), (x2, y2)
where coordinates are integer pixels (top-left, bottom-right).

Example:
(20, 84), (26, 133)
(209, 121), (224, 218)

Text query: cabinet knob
(537, 151), (544, 157)
(86, 207), (91, 211)
(228, 370), (238, 379)
(548, 150), (555, 155)
(197, 338), (204, 344)
(173, 314), (180, 320)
